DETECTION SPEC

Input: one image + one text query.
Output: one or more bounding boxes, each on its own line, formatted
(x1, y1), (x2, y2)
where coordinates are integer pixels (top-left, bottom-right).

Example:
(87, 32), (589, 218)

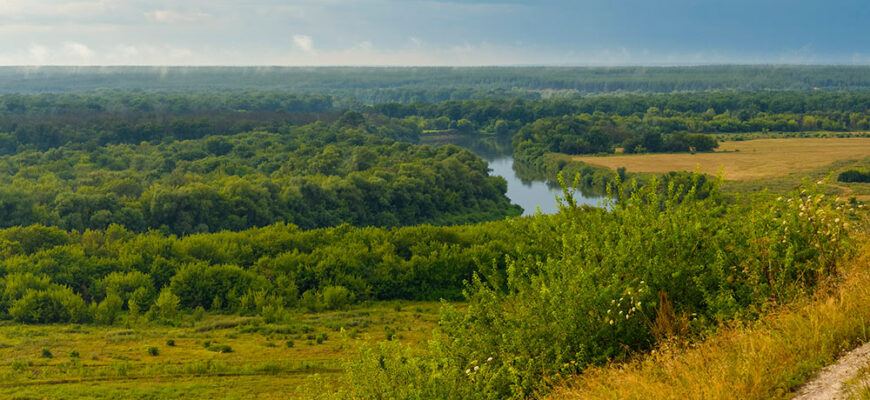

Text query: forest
(4, 66), (870, 98)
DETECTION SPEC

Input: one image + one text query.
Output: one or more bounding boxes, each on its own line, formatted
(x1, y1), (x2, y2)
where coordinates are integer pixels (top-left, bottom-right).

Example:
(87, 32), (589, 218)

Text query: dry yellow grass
(547, 242), (870, 400)
(573, 138), (870, 180)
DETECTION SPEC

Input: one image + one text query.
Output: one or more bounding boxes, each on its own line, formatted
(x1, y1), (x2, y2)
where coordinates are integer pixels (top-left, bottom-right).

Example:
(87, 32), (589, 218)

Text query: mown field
(0, 301), (440, 399)
(573, 137), (870, 180)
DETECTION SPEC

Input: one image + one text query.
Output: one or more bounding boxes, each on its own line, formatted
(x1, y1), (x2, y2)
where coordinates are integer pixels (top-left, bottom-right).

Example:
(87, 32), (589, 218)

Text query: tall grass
(549, 241), (870, 400)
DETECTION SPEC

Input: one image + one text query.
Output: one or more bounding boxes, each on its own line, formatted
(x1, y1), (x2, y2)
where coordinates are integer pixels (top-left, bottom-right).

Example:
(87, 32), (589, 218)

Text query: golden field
(573, 138), (870, 180)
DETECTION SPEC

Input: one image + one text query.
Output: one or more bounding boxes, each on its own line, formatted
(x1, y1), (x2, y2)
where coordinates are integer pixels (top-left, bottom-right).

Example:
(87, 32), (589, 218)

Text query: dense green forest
(0, 123), (519, 234)
(0, 219), (541, 323)
(3, 90), (868, 156)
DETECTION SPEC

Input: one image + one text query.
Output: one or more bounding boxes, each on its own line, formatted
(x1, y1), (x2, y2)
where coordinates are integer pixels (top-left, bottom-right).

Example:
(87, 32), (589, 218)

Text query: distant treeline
(4, 66), (870, 100)
(2, 90), (869, 155)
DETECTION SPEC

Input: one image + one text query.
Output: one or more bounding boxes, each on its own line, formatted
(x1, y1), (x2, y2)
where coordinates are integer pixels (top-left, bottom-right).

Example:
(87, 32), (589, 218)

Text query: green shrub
(94, 293), (124, 325)
(838, 169), (870, 183)
(69, 350), (79, 358)
(166, 339), (175, 347)
(41, 349), (53, 358)
(285, 340), (294, 348)
(147, 288), (180, 322)
(147, 346), (159, 356)
(316, 333), (328, 344)
(322, 286), (355, 310)
(10, 286), (90, 324)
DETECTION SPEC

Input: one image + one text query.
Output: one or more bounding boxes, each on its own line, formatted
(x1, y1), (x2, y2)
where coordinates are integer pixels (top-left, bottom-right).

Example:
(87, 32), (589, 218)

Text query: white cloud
(28, 44), (49, 65)
(293, 34), (314, 52)
(144, 9), (211, 23)
(63, 42), (94, 59)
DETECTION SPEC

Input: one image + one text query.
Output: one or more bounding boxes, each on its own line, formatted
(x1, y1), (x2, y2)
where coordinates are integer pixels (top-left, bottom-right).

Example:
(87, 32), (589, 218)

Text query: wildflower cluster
(605, 280), (651, 326)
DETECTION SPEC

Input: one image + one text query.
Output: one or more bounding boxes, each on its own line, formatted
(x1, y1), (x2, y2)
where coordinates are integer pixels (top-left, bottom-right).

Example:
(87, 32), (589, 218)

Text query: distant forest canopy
(4, 65), (870, 100)
(2, 90), (870, 154)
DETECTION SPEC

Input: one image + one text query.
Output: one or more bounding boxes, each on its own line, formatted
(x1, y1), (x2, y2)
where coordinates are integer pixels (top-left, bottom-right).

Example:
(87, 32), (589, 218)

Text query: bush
(316, 333), (328, 344)
(41, 349), (53, 358)
(147, 346), (159, 356)
(147, 288), (180, 322)
(322, 286), (355, 310)
(10, 287), (89, 324)
(838, 169), (870, 183)
(166, 339), (175, 347)
(94, 294), (123, 325)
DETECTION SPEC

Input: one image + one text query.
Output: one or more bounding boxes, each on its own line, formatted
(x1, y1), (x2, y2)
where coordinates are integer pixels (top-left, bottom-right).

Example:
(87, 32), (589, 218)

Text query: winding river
(430, 135), (604, 216)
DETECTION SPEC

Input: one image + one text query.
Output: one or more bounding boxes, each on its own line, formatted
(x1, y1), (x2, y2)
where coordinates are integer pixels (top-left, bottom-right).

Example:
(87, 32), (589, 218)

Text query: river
(428, 135), (604, 216)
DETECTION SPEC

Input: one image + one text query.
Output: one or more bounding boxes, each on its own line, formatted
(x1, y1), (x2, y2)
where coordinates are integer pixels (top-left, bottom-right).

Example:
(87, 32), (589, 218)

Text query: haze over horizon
(1, 0), (869, 66)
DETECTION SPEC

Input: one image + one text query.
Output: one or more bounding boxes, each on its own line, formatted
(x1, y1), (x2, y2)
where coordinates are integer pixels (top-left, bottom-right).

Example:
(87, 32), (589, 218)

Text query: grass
(573, 137), (870, 181)
(547, 241), (870, 400)
(0, 301), (441, 399)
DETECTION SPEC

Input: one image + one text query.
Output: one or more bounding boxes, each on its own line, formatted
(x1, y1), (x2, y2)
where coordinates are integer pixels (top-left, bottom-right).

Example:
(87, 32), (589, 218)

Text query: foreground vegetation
(320, 178), (862, 399)
(550, 241), (870, 400)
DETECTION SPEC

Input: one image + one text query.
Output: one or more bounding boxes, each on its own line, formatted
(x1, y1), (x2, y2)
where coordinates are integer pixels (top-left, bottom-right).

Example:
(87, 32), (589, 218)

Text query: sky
(0, 0), (868, 66)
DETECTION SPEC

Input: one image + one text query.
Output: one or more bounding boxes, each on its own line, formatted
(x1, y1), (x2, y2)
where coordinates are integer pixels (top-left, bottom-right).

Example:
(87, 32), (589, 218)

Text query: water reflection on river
(429, 135), (604, 216)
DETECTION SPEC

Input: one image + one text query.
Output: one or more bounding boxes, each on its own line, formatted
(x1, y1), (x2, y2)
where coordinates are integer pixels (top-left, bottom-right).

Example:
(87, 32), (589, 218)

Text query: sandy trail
(793, 342), (870, 400)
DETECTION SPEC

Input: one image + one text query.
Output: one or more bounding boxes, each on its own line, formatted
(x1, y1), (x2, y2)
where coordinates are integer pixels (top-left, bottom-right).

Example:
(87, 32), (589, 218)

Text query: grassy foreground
(0, 301), (440, 399)
(548, 240), (870, 400)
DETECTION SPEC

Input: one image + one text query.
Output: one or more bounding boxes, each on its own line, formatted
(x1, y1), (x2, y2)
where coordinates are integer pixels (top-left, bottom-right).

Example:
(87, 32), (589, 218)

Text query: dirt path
(793, 342), (870, 400)
(830, 183), (870, 202)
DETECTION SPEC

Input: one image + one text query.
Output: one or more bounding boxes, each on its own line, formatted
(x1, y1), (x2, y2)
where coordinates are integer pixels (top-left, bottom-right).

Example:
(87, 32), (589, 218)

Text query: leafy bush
(321, 286), (355, 310)
(93, 294), (123, 325)
(332, 177), (854, 399)
(147, 288), (180, 322)
(838, 169), (870, 183)
(9, 287), (90, 323)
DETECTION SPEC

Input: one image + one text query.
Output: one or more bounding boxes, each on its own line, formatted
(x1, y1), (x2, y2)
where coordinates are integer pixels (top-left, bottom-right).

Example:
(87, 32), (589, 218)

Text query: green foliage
(839, 169), (870, 183)
(41, 348), (53, 358)
(147, 346), (159, 356)
(9, 286), (89, 324)
(93, 293), (123, 325)
(147, 288), (180, 322)
(333, 178), (856, 399)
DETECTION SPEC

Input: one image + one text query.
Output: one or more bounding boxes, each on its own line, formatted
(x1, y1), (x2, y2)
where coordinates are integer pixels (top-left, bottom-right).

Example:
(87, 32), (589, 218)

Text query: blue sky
(0, 0), (868, 65)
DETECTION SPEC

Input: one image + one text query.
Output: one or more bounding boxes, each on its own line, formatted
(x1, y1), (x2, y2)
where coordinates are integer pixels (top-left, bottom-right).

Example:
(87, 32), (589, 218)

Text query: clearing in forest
(573, 137), (870, 180)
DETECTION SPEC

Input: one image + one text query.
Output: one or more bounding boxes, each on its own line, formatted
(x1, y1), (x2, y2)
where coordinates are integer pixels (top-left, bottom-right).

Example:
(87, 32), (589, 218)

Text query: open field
(574, 138), (870, 180)
(0, 301), (441, 399)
